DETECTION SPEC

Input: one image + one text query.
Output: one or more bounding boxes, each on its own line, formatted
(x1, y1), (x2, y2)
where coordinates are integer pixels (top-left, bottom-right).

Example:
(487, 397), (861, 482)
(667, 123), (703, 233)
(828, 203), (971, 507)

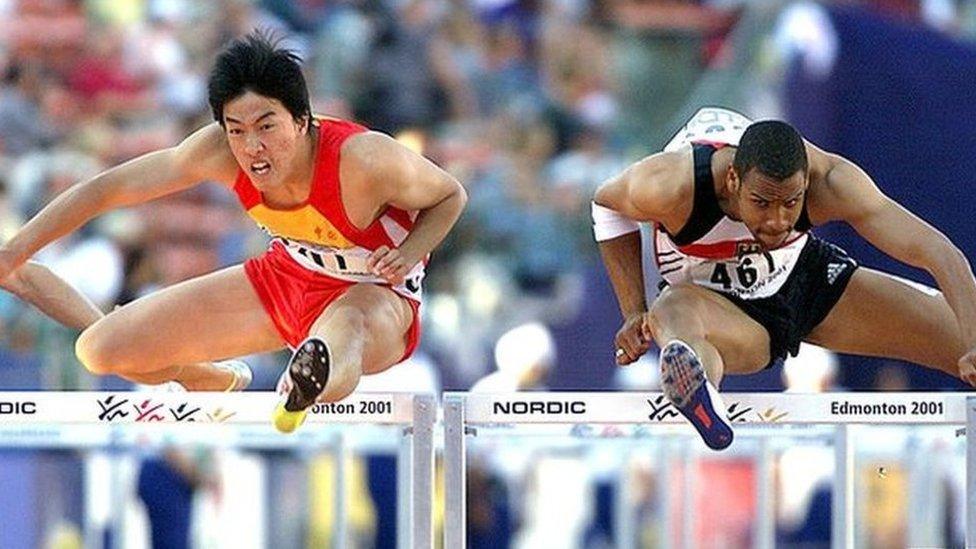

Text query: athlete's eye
(228, 128), (243, 136)
(785, 199), (799, 208)
(753, 200), (769, 208)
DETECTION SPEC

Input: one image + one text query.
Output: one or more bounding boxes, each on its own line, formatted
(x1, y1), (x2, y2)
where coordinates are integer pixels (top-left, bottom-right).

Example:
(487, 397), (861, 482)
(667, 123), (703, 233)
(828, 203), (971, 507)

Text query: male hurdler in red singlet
(0, 32), (466, 433)
(594, 107), (976, 449)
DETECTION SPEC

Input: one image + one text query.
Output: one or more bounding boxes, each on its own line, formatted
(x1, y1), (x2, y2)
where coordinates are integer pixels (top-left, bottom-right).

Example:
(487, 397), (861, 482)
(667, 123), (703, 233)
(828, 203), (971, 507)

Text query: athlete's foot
(273, 338), (331, 434)
(660, 340), (733, 450)
(155, 381), (187, 392)
(214, 360), (253, 392)
(169, 360), (253, 391)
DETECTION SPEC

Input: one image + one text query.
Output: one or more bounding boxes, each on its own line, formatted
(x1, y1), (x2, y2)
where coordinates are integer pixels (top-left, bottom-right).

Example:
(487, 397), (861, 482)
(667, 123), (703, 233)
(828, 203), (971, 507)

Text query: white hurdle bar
(0, 391), (436, 549)
(443, 391), (976, 549)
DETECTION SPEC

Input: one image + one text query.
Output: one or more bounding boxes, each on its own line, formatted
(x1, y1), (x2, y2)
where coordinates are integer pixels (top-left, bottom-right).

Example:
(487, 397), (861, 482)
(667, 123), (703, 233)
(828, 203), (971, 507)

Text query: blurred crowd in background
(2, 0), (976, 393)
(3, 0), (976, 548)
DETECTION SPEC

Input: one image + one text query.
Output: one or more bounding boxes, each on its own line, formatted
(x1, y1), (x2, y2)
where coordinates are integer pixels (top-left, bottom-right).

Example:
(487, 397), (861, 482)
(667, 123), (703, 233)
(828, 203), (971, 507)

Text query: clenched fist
(614, 313), (651, 365)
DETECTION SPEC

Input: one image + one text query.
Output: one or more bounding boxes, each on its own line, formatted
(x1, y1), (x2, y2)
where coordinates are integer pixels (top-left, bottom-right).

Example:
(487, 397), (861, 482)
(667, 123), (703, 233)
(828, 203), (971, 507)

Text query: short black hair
(732, 120), (808, 180)
(207, 30), (311, 128)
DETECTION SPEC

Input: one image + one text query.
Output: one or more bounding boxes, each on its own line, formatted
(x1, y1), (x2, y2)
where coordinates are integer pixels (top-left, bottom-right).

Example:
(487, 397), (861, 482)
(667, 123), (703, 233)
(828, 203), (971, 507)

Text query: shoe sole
(273, 338), (331, 434)
(660, 340), (733, 450)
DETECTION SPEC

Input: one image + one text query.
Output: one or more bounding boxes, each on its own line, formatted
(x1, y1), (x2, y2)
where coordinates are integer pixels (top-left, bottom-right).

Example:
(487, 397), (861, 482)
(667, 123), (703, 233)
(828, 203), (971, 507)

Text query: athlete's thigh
(88, 265), (286, 364)
(806, 268), (965, 374)
(310, 283), (414, 374)
(651, 283), (771, 374)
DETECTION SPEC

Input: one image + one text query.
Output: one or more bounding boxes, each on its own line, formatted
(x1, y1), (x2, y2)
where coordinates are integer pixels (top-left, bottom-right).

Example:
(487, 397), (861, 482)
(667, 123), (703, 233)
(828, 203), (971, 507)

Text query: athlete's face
(222, 91), (308, 190)
(729, 167), (808, 249)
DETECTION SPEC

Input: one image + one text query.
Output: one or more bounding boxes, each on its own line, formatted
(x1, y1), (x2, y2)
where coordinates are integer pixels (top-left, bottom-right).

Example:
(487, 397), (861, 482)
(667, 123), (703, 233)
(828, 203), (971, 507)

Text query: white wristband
(592, 201), (640, 242)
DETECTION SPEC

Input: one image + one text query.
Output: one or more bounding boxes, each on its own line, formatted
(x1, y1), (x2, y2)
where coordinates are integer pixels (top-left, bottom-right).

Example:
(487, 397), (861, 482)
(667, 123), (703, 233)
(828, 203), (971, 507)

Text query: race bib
(658, 234), (808, 299)
(277, 238), (425, 298)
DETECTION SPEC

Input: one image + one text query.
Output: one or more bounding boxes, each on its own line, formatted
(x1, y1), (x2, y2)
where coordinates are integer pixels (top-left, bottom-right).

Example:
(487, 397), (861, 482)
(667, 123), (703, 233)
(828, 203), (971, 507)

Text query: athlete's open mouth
(251, 161), (271, 175)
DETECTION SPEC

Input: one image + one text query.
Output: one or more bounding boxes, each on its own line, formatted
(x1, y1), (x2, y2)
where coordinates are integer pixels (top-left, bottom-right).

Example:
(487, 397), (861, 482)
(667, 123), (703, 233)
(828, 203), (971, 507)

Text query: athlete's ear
(727, 166), (741, 194)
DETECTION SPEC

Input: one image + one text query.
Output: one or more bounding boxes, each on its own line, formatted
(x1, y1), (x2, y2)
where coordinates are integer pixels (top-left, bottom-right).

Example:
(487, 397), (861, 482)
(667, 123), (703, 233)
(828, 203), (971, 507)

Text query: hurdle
(443, 391), (976, 549)
(0, 391), (436, 549)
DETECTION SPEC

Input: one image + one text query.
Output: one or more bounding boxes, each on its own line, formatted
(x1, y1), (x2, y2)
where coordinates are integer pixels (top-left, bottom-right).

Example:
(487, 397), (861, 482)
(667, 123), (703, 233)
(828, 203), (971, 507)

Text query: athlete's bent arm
(353, 133), (468, 284)
(814, 150), (976, 380)
(0, 124), (236, 280)
(593, 151), (684, 364)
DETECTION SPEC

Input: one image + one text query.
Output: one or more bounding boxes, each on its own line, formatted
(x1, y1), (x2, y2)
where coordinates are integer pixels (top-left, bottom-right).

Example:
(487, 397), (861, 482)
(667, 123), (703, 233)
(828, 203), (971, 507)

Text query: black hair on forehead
(207, 30), (311, 128)
(733, 120), (808, 181)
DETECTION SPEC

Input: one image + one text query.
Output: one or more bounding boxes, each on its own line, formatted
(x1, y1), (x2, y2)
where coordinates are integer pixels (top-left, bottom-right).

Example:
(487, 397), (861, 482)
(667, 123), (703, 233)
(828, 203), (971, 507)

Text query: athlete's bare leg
(807, 268), (967, 378)
(272, 283), (414, 432)
(306, 284), (414, 401)
(75, 265), (286, 389)
(645, 283), (774, 449)
(646, 283), (771, 384)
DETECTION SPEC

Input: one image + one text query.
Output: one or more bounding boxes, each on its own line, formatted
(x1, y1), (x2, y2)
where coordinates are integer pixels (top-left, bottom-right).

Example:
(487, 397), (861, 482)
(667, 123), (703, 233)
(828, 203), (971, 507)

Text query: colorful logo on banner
(645, 395), (788, 423)
(95, 396), (236, 423)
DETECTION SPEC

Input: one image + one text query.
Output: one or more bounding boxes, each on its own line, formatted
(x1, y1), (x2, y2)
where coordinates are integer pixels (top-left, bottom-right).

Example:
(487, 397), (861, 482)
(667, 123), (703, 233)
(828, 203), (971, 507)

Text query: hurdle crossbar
(443, 391), (976, 549)
(0, 391), (436, 549)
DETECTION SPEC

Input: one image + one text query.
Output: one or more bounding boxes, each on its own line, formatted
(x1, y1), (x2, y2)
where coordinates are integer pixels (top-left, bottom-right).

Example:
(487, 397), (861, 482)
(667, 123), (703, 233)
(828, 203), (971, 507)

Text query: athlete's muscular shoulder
(339, 130), (393, 176)
(594, 147), (693, 225)
(173, 123), (240, 187)
(336, 131), (401, 209)
(802, 142), (882, 225)
(340, 130), (459, 209)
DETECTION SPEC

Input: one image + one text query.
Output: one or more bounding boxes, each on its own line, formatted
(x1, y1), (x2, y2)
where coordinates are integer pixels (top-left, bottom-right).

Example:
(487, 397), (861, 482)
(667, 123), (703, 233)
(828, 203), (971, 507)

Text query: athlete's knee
(649, 284), (707, 334)
(325, 303), (369, 336)
(76, 322), (125, 375)
(298, 333), (363, 404)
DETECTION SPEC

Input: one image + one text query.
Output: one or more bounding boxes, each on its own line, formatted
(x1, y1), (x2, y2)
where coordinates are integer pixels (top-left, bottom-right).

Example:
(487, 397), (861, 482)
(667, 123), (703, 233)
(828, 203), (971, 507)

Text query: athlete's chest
(655, 220), (808, 299)
(338, 173), (387, 232)
(247, 203), (354, 248)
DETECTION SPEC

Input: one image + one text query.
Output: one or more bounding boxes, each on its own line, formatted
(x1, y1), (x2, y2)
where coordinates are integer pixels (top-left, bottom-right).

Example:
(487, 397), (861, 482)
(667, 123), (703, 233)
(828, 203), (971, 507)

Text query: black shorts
(718, 236), (858, 364)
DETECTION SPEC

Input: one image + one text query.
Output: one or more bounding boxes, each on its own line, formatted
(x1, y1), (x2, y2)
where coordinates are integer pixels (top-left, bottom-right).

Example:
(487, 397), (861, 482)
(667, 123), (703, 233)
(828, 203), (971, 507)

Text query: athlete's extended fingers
(371, 248), (403, 275)
(379, 262), (407, 282)
(962, 372), (976, 388)
(959, 356), (976, 387)
(367, 246), (391, 272)
(385, 270), (406, 286)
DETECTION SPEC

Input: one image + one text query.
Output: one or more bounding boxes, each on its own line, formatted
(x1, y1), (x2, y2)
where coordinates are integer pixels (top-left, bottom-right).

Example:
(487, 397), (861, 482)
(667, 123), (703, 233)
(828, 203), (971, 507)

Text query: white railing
(443, 391), (976, 549)
(1, 390), (973, 549)
(0, 391), (435, 549)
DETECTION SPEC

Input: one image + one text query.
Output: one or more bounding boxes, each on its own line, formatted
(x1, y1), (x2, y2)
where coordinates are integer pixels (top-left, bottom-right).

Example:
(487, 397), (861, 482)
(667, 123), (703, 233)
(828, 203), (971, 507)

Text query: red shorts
(243, 241), (421, 362)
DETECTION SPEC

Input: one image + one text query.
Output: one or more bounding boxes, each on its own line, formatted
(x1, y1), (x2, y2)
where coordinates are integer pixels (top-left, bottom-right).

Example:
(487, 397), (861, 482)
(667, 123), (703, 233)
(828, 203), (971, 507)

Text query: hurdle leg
(443, 394), (467, 549)
(967, 396), (976, 548)
(832, 425), (854, 549)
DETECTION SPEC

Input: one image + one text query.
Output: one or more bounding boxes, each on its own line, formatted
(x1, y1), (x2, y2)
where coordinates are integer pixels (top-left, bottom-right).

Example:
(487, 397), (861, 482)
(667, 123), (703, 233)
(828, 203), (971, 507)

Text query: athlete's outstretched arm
(350, 132), (467, 285)
(593, 151), (684, 364)
(812, 149), (976, 382)
(0, 124), (236, 281)
(0, 261), (103, 331)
